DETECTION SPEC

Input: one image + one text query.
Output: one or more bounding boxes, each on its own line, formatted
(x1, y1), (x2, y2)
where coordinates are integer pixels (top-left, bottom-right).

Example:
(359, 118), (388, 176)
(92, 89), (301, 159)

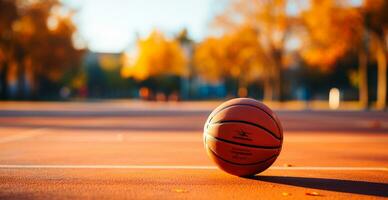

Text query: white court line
(0, 128), (47, 144)
(270, 166), (388, 171)
(0, 165), (386, 171)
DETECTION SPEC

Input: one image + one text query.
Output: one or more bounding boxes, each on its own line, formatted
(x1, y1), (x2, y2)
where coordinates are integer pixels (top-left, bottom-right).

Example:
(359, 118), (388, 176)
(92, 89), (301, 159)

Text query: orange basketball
(203, 98), (283, 176)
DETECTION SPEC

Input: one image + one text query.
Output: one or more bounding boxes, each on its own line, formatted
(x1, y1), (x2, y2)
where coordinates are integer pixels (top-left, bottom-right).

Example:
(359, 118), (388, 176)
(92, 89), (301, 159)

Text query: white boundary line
(0, 165), (386, 171)
(270, 166), (388, 171)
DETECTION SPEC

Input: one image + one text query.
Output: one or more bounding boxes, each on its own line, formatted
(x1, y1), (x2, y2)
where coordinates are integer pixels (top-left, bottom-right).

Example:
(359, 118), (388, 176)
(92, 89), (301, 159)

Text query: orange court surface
(0, 101), (387, 199)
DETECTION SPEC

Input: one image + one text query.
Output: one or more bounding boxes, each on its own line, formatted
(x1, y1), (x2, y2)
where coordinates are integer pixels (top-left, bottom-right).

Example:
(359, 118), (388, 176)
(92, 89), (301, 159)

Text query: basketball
(203, 98), (283, 176)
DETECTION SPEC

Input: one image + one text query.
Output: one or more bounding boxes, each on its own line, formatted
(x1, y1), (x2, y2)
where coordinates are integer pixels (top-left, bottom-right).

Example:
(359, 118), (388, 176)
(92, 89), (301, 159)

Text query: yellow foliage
(194, 25), (269, 83)
(194, 37), (226, 83)
(12, 16), (35, 39)
(214, 0), (288, 48)
(123, 30), (188, 80)
(300, 0), (364, 69)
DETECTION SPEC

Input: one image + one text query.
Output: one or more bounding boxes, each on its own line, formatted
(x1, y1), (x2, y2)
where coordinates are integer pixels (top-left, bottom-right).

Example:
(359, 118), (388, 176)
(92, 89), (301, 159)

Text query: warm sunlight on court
(0, 0), (387, 199)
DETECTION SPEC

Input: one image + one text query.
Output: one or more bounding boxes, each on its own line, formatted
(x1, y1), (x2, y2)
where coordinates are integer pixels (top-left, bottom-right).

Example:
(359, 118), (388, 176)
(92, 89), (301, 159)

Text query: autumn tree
(195, 25), (272, 98)
(194, 37), (227, 83)
(301, 0), (387, 110)
(212, 0), (290, 100)
(300, 0), (365, 107)
(121, 30), (187, 80)
(362, 0), (388, 110)
(0, 0), (19, 98)
(0, 0), (83, 99)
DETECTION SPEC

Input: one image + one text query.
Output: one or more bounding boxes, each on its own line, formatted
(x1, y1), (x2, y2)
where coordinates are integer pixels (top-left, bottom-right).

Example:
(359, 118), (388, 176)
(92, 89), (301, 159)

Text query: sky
(61, 0), (363, 53)
(62, 0), (214, 53)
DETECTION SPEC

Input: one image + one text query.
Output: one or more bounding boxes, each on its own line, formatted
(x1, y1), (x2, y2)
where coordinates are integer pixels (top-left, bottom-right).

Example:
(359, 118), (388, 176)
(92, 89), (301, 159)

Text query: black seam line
(208, 103), (282, 137)
(207, 144), (279, 166)
(206, 122), (281, 141)
(204, 136), (278, 166)
(205, 133), (281, 149)
(210, 120), (281, 141)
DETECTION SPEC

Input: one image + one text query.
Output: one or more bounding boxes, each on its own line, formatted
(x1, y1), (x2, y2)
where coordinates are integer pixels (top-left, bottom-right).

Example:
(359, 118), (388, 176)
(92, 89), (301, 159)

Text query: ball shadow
(245, 175), (388, 197)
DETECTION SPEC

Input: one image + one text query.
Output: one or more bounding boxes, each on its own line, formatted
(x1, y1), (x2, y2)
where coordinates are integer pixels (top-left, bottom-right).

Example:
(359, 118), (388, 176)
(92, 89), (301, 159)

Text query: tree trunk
(0, 63), (8, 99)
(376, 43), (387, 110)
(358, 50), (368, 109)
(180, 77), (189, 100)
(237, 74), (248, 98)
(272, 50), (283, 101)
(17, 60), (26, 99)
(273, 69), (280, 101)
(263, 76), (273, 101)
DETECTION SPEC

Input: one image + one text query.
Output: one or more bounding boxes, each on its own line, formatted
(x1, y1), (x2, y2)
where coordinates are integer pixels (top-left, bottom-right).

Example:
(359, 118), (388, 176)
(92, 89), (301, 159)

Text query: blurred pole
(376, 40), (387, 110)
(359, 50), (368, 109)
(329, 88), (340, 110)
(272, 54), (283, 102)
(180, 76), (189, 100)
(176, 29), (192, 100)
(0, 63), (8, 99)
(263, 77), (273, 101)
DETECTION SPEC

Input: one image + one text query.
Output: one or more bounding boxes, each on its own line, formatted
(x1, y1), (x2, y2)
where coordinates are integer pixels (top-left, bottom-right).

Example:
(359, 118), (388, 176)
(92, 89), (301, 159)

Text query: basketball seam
(205, 133), (281, 149)
(206, 121), (280, 141)
(210, 120), (281, 140)
(206, 141), (279, 166)
(207, 103), (282, 139)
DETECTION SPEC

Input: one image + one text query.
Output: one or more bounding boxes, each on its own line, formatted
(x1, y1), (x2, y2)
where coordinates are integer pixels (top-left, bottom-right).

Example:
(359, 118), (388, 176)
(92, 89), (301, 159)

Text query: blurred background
(0, 0), (387, 110)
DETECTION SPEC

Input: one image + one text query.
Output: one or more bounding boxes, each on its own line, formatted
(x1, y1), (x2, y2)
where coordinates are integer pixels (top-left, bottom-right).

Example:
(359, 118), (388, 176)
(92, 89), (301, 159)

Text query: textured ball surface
(203, 98), (283, 176)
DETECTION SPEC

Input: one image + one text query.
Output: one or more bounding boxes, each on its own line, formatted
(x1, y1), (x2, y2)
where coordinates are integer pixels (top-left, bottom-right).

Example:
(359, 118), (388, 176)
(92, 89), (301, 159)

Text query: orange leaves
(123, 30), (188, 80)
(194, 37), (226, 83)
(194, 25), (268, 83)
(301, 43), (348, 71)
(362, 0), (385, 11)
(12, 16), (36, 38)
(0, 0), (83, 83)
(301, 0), (364, 69)
(214, 0), (370, 73)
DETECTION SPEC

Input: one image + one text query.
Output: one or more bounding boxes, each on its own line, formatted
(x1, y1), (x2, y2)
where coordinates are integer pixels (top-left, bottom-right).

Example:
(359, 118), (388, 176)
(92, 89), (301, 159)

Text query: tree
(0, 0), (83, 99)
(194, 25), (271, 98)
(362, 0), (388, 110)
(194, 36), (228, 83)
(121, 30), (187, 80)
(300, 0), (366, 107)
(213, 0), (290, 100)
(0, 0), (19, 99)
(301, 0), (387, 110)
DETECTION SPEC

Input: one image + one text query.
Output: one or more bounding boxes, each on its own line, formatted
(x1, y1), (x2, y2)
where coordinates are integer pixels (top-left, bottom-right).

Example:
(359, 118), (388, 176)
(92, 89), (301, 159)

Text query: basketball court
(0, 101), (387, 199)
